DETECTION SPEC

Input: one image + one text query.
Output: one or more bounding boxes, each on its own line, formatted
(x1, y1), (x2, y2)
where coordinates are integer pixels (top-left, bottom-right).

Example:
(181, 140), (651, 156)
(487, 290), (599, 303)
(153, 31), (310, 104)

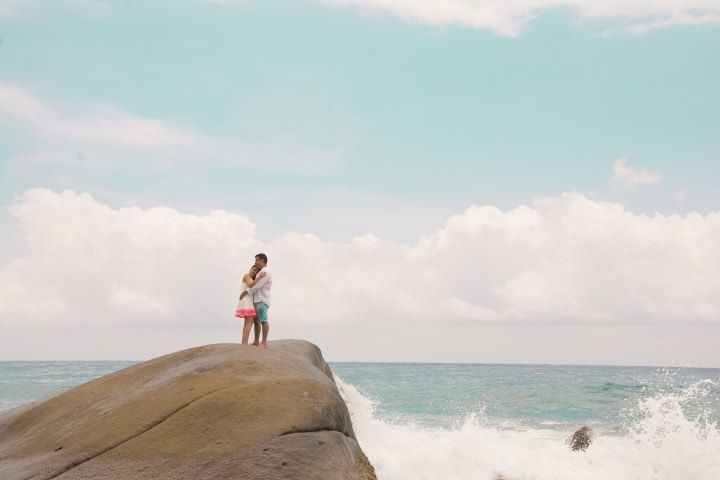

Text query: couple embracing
(235, 253), (272, 347)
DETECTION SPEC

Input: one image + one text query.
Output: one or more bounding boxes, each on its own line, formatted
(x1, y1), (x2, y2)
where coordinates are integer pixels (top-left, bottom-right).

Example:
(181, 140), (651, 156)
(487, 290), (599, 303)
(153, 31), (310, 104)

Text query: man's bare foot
(260, 343), (268, 348)
(251, 342), (260, 346)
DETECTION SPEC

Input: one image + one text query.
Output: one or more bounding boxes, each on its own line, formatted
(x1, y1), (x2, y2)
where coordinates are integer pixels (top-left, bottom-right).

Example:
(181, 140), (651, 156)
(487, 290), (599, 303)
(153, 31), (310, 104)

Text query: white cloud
(0, 83), (342, 174)
(0, 189), (261, 326)
(0, 83), (203, 149)
(612, 157), (663, 187)
(107, 283), (174, 318)
(5, 1), (720, 36)
(1, 189), (719, 334)
(621, 12), (720, 35)
(318, 0), (720, 36)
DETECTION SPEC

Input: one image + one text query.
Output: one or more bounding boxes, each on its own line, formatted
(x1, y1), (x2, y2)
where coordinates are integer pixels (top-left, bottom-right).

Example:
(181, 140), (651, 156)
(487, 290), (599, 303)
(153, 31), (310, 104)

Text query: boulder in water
(567, 425), (594, 451)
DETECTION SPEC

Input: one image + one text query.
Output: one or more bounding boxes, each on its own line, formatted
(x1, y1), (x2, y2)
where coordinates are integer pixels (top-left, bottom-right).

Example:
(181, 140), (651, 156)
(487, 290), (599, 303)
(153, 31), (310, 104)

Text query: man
(240, 253), (272, 347)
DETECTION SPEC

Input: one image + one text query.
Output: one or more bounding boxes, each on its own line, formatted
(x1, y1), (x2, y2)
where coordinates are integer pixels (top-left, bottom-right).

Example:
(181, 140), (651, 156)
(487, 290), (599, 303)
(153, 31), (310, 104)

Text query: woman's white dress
(234, 281), (256, 318)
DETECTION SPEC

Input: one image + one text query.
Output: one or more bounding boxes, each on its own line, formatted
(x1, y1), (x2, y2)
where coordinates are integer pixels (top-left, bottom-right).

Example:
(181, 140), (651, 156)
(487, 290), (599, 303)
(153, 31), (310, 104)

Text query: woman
(235, 265), (266, 345)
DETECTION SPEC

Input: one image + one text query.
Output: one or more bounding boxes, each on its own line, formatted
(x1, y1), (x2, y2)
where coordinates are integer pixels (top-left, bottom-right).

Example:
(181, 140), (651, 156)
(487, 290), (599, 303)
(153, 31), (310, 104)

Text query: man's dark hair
(255, 253), (268, 264)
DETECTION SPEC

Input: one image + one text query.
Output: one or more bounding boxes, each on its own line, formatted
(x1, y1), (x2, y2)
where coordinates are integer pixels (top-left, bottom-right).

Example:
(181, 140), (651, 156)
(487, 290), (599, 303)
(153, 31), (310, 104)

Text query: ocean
(1, 361), (719, 479)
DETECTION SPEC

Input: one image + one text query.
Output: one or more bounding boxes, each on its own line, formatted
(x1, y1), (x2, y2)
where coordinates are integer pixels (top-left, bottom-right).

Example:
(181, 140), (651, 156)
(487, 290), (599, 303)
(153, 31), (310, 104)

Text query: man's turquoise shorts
(254, 302), (269, 324)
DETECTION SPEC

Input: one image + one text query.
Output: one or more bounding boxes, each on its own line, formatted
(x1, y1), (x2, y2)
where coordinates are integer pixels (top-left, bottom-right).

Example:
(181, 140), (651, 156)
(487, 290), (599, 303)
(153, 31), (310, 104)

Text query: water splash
(337, 375), (720, 480)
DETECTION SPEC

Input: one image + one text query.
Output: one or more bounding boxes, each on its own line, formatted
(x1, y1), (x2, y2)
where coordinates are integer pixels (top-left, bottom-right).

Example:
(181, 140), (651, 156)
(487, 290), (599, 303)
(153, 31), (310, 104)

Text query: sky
(0, 0), (719, 365)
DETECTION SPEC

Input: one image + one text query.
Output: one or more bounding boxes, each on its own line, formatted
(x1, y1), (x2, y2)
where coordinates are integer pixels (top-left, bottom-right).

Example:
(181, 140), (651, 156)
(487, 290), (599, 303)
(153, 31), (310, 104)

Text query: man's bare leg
(260, 322), (270, 347)
(252, 321), (261, 346)
(241, 318), (254, 345)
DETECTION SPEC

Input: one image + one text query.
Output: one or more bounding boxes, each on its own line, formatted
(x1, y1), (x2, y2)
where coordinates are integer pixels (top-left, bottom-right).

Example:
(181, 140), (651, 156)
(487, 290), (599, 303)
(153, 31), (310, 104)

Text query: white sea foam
(337, 377), (720, 480)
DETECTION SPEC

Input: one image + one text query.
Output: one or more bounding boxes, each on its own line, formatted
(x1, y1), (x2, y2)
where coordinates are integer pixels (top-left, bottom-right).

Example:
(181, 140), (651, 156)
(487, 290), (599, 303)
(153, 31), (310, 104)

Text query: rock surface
(0, 340), (377, 480)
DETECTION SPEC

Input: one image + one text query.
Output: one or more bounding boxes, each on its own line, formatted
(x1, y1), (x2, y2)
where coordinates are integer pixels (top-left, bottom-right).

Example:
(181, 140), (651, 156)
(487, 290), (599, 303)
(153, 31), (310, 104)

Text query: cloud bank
(319, 0), (720, 36)
(1, 189), (718, 332)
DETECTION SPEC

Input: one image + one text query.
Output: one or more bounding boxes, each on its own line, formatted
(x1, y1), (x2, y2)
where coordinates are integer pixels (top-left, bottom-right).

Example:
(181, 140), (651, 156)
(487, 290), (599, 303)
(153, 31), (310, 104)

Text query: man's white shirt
(246, 267), (272, 306)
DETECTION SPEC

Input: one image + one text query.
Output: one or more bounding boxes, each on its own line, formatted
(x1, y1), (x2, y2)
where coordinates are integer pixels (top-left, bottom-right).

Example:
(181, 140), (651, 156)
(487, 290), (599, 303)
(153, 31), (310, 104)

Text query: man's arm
(246, 271), (267, 288)
(247, 272), (270, 294)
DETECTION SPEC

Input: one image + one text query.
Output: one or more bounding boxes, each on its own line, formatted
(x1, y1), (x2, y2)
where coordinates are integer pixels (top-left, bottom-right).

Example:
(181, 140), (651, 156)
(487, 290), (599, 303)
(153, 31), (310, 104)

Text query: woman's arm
(246, 271), (267, 288)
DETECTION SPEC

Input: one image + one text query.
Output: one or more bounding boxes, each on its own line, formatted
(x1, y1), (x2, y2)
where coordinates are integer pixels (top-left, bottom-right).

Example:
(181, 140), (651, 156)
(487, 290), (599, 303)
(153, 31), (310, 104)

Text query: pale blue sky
(1, 0), (719, 241)
(1, 1), (720, 363)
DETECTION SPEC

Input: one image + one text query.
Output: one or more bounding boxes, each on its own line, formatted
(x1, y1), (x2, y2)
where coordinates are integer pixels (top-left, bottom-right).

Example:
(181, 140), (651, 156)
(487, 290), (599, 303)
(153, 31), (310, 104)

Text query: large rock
(0, 340), (377, 480)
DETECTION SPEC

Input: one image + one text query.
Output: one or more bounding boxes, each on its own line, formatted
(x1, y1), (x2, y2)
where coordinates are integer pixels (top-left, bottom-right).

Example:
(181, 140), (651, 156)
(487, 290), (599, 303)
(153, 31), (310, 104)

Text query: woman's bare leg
(242, 317), (254, 345)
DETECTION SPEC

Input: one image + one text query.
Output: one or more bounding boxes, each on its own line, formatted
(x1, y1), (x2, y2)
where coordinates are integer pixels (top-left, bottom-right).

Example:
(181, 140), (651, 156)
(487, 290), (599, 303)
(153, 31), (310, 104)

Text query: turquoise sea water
(331, 363), (720, 480)
(2, 361), (719, 479)
(0, 361), (135, 412)
(331, 363), (720, 433)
